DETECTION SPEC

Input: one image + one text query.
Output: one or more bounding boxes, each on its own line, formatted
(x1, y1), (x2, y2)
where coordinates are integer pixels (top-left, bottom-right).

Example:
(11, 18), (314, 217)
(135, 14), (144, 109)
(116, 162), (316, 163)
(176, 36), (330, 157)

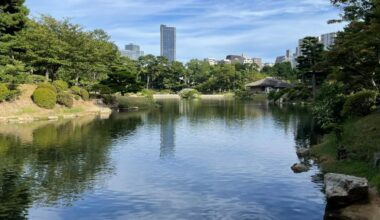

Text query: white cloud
(25, 0), (345, 62)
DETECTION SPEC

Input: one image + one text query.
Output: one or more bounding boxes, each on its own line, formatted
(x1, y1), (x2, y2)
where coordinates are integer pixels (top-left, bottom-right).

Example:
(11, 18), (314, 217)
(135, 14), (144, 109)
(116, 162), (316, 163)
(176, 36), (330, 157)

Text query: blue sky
(25, 0), (344, 63)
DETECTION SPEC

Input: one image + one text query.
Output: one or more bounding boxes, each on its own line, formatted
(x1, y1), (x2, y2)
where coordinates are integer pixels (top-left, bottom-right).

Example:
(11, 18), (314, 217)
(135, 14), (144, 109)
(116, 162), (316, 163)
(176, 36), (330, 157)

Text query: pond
(0, 100), (325, 220)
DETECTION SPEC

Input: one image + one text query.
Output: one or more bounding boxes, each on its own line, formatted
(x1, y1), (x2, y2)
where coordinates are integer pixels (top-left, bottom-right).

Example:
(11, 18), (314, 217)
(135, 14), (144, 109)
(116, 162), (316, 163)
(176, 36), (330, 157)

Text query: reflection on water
(0, 100), (325, 220)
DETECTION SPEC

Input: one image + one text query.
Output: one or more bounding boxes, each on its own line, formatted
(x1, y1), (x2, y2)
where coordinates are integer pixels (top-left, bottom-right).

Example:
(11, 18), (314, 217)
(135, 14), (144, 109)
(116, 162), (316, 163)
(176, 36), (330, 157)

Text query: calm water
(0, 100), (325, 220)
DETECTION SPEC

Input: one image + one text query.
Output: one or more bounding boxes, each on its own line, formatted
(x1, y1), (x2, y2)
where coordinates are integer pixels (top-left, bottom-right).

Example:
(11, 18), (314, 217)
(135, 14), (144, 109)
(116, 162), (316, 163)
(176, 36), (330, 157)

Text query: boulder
(325, 173), (369, 209)
(296, 148), (310, 157)
(291, 163), (309, 173)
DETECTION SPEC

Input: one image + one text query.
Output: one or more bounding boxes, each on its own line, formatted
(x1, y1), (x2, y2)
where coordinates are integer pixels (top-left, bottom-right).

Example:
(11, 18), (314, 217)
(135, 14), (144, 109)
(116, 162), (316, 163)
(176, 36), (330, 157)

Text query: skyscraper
(160, 25), (176, 62)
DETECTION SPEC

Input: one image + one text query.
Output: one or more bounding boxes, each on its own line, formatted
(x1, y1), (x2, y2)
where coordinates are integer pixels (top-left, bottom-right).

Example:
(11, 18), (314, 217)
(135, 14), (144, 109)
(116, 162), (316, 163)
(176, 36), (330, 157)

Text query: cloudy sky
(25, 0), (344, 63)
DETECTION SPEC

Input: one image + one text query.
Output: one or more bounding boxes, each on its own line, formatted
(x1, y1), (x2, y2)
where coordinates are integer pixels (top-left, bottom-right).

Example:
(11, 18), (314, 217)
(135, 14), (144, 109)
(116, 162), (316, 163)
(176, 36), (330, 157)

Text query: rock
(291, 163), (309, 173)
(48, 116), (59, 120)
(296, 148), (310, 157)
(325, 173), (369, 209)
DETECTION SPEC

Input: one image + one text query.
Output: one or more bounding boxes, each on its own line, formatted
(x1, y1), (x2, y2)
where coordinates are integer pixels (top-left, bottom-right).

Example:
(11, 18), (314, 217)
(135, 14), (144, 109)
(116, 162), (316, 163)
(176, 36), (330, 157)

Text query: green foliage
(70, 86), (89, 101)
(140, 89), (155, 100)
(91, 84), (113, 95)
(0, 83), (10, 102)
(53, 80), (69, 92)
(312, 111), (380, 190)
(267, 89), (288, 102)
(235, 89), (254, 100)
(57, 92), (73, 108)
(312, 82), (346, 130)
(342, 90), (377, 117)
(32, 88), (57, 109)
(261, 62), (296, 80)
(37, 82), (57, 93)
(179, 88), (200, 99)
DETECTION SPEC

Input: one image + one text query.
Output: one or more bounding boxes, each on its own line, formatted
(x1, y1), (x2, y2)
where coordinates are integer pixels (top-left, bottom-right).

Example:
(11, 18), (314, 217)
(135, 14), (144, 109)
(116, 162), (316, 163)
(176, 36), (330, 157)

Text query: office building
(160, 25), (176, 62)
(120, 43), (144, 60)
(320, 32), (337, 50)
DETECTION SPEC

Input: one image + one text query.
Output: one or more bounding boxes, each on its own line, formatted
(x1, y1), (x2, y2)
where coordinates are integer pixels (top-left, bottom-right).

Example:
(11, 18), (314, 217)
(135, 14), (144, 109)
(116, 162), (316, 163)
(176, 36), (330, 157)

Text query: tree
(326, 0), (380, 91)
(297, 37), (325, 99)
(100, 57), (141, 95)
(0, 0), (29, 76)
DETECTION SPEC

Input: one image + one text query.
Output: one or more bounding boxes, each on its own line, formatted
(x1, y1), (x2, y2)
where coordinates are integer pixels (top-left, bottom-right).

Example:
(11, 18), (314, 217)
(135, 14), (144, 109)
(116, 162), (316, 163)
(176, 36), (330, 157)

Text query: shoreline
(0, 84), (112, 123)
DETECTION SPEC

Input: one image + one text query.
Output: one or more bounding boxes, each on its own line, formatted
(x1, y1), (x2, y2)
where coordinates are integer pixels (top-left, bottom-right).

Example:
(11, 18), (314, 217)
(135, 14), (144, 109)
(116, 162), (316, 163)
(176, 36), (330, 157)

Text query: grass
(16, 107), (36, 115)
(312, 110), (380, 190)
(61, 107), (83, 114)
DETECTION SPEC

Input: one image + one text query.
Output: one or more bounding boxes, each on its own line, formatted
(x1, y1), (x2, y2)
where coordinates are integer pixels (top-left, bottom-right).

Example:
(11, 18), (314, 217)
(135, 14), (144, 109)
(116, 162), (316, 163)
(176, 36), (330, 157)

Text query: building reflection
(159, 100), (179, 158)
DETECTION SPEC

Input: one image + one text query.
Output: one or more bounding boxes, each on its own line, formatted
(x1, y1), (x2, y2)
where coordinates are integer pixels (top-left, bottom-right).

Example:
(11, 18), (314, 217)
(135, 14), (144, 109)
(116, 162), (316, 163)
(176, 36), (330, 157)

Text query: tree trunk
(45, 69), (50, 82)
(312, 72), (316, 100)
(146, 75), (150, 89)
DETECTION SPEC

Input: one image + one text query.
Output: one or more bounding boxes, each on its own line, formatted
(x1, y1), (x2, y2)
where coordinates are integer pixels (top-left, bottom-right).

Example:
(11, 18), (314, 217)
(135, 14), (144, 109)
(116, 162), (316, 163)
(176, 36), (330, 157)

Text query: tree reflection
(0, 114), (143, 218)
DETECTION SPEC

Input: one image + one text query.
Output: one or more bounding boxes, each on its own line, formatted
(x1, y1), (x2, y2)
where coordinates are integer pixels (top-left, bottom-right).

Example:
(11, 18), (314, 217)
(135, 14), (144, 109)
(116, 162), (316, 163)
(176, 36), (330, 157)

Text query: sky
(25, 0), (345, 63)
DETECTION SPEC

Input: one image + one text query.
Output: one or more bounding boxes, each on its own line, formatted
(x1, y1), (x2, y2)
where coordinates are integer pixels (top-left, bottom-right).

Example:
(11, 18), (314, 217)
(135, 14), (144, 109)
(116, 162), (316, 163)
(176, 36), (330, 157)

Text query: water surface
(0, 100), (325, 220)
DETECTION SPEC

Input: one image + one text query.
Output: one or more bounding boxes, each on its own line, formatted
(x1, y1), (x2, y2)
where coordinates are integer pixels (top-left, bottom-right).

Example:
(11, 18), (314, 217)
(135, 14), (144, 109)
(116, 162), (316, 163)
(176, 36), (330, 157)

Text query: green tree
(0, 0), (29, 76)
(297, 37), (325, 99)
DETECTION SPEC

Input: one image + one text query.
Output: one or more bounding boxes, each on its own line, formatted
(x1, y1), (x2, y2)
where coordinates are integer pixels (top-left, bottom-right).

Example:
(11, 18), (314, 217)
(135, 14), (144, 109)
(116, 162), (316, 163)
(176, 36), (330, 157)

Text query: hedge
(0, 83), (9, 102)
(37, 82), (57, 93)
(342, 90), (377, 117)
(53, 80), (69, 92)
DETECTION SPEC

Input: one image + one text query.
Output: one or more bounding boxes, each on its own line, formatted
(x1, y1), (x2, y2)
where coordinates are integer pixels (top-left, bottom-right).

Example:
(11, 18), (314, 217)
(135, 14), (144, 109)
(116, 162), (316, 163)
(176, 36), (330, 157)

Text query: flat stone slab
(325, 173), (369, 209)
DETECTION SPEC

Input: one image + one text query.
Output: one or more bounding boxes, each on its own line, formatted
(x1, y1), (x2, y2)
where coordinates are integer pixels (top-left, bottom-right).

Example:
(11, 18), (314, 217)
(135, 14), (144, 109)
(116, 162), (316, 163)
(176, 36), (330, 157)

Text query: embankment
(0, 84), (111, 123)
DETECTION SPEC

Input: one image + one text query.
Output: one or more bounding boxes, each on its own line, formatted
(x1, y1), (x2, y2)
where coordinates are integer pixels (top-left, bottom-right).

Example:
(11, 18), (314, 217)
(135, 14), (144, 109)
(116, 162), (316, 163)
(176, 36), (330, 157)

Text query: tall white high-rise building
(320, 32), (337, 50)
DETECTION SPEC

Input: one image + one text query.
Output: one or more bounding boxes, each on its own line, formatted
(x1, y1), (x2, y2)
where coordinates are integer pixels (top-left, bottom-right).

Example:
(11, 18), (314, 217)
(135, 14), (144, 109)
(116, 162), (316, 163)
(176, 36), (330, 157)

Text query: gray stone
(325, 173), (369, 209)
(291, 163), (309, 173)
(296, 148), (310, 157)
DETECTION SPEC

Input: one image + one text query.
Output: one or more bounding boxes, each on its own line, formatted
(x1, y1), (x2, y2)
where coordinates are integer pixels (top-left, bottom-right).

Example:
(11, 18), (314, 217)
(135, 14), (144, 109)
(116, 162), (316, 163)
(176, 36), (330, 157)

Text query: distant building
(204, 58), (218, 66)
(120, 43), (144, 60)
(320, 32), (337, 50)
(263, 63), (274, 67)
(245, 77), (293, 93)
(275, 49), (296, 68)
(160, 24), (176, 62)
(225, 54), (263, 69)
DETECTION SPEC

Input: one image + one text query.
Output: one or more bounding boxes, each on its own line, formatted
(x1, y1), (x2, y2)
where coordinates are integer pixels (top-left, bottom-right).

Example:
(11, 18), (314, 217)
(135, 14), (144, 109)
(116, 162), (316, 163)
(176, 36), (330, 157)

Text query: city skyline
(26, 0), (344, 62)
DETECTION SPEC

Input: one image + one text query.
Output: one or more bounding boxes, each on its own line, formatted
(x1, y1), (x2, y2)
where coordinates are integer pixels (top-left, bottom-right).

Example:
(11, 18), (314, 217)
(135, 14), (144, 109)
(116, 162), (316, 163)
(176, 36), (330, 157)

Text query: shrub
(37, 82), (57, 93)
(57, 92), (73, 108)
(179, 88), (200, 99)
(91, 84), (112, 95)
(102, 94), (117, 105)
(342, 90), (377, 117)
(80, 88), (90, 101)
(0, 83), (10, 102)
(235, 89), (254, 100)
(53, 80), (69, 92)
(140, 89), (155, 100)
(32, 88), (57, 109)
(312, 82), (346, 130)
(70, 86), (90, 101)
(71, 86), (81, 95)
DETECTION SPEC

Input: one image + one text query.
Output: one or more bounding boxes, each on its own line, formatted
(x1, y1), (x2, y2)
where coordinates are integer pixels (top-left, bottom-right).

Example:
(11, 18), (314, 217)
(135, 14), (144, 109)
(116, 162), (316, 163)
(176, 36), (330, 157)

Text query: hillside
(0, 84), (111, 122)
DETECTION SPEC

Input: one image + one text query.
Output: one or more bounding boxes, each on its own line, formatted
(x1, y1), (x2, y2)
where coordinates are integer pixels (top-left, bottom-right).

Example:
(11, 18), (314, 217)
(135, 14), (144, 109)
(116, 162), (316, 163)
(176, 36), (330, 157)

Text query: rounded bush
(0, 83), (10, 102)
(80, 88), (90, 101)
(342, 90), (377, 117)
(57, 92), (73, 108)
(53, 80), (69, 92)
(179, 88), (200, 99)
(70, 86), (89, 101)
(32, 88), (57, 109)
(37, 82), (57, 93)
